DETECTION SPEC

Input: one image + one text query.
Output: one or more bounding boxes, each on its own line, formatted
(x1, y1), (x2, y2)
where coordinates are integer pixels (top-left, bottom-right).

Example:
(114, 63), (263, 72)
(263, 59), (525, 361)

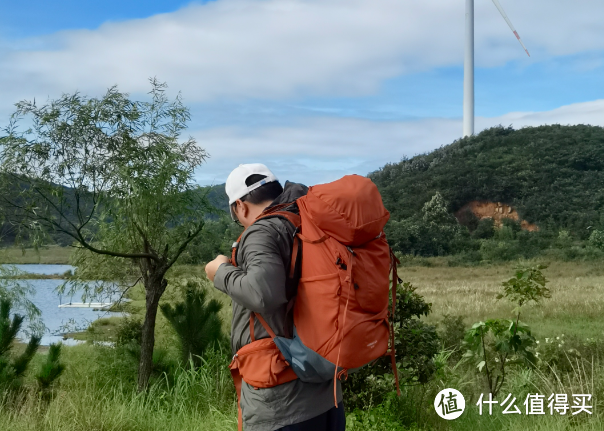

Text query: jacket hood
(269, 181), (308, 207)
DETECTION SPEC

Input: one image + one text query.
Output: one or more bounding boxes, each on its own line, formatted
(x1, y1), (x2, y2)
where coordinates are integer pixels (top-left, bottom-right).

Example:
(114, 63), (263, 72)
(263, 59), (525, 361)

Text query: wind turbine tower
(463, 0), (530, 138)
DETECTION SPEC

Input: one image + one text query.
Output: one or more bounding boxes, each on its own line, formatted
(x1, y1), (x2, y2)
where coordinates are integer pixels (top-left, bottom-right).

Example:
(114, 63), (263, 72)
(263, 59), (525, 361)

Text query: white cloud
(1, 0), (603, 107)
(480, 99), (604, 130)
(194, 98), (604, 185)
(194, 116), (460, 185)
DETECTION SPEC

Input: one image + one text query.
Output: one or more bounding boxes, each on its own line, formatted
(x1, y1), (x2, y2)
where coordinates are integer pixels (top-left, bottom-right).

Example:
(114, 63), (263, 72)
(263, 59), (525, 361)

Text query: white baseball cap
(225, 163), (279, 220)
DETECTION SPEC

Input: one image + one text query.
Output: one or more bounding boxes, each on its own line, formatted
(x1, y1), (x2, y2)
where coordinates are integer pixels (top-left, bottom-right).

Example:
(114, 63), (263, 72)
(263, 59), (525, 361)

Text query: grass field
(0, 246), (72, 264)
(3, 258), (604, 430)
(404, 259), (604, 340)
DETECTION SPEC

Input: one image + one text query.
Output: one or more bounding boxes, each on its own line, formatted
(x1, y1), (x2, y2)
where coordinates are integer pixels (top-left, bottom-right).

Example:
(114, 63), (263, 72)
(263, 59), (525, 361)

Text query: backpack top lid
(301, 175), (390, 247)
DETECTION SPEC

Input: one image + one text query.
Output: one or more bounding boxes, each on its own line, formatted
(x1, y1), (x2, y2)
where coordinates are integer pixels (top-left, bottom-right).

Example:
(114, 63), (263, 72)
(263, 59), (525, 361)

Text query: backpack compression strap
(389, 248), (402, 396)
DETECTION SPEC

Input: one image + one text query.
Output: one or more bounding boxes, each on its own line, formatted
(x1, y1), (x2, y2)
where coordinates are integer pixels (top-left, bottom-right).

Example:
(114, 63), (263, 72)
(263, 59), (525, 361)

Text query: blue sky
(1, 0), (603, 186)
(0, 1), (207, 38)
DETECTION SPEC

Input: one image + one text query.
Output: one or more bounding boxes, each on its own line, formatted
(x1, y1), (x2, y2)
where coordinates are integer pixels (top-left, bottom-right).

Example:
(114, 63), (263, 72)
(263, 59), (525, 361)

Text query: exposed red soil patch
(455, 201), (539, 232)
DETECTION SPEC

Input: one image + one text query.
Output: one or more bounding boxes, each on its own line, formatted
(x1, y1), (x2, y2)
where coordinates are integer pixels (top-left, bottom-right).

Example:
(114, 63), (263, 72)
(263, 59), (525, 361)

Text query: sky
(1, 0), (603, 186)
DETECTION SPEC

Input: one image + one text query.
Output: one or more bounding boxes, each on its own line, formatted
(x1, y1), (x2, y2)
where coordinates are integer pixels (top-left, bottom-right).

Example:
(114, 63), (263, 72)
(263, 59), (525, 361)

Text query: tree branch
(166, 221), (204, 268)
(2, 195), (159, 261)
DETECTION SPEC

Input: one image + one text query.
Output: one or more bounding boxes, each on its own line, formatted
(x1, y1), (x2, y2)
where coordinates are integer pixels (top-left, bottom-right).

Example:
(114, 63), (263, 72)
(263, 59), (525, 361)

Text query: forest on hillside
(370, 124), (604, 236)
(367, 125), (604, 261)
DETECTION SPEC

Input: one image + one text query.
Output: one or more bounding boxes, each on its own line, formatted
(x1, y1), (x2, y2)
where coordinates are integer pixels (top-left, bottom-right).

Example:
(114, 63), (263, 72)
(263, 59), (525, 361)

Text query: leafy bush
(494, 225), (515, 241)
(438, 314), (467, 361)
(501, 218), (522, 234)
(554, 229), (573, 248)
(463, 266), (550, 395)
(116, 316), (143, 347)
(471, 218), (495, 239)
(497, 265), (550, 305)
(463, 319), (536, 396)
(589, 229), (604, 250)
(479, 239), (523, 262)
(536, 334), (604, 375)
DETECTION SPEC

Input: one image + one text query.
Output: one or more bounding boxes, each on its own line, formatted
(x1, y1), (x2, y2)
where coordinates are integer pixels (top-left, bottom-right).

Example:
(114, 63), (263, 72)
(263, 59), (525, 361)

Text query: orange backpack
(229, 175), (400, 428)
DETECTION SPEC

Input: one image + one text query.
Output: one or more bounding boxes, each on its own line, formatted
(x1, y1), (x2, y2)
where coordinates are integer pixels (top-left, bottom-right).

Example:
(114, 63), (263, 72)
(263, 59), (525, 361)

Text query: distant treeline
(5, 124), (604, 264)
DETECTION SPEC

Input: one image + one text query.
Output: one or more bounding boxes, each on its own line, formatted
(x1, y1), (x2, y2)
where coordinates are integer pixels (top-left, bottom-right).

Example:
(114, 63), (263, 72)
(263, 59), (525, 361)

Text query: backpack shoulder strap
(256, 208), (302, 287)
(230, 203), (303, 292)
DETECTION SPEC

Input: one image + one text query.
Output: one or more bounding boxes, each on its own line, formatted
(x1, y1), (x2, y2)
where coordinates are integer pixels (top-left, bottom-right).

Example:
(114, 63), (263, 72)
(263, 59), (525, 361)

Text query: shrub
(501, 218), (522, 234)
(536, 335), (604, 375)
(479, 239), (523, 262)
(463, 265), (550, 396)
(116, 316), (143, 347)
(494, 225), (516, 241)
(555, 229), (573, 248)
(439, 314), (467, 360)
(471, 218), (495, 239)
(463, 318), (536, 396)
(588, 229), (604, 250)
(160, 281), (225, 369)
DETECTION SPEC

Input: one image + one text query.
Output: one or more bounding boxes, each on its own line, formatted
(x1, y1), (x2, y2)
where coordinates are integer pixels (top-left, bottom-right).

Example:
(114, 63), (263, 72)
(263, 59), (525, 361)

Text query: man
(204, 163), (345, 431)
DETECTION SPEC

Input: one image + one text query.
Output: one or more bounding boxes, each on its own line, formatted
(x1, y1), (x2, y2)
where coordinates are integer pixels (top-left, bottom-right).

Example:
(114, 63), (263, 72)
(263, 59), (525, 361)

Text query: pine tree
(36, 343), (65, 401)
(0, 299), (41, 391)
(160, 282), (224, 369)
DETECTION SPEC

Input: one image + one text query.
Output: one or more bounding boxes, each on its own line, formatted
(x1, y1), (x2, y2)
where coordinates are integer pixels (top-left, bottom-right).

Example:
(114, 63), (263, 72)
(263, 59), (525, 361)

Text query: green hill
(369, 125), (604, 238)
(203, 184), (228, 213)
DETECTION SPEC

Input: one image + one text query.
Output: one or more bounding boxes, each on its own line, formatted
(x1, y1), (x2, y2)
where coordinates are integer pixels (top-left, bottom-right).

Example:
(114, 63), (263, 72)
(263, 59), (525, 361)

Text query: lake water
(1, 264), (122, 346)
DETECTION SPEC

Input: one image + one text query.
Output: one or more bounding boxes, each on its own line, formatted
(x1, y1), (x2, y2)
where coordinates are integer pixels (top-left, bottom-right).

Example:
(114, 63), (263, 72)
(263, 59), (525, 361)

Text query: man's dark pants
(276, 402), (345, 431)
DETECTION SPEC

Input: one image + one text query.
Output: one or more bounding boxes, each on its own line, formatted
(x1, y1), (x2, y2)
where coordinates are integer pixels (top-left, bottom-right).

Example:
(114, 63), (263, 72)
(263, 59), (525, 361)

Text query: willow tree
(0, 80), (209, 390)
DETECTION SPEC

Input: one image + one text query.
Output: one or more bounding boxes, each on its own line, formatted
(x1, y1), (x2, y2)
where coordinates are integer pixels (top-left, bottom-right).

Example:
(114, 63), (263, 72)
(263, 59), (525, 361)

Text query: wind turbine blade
(491, 0), (530, 57)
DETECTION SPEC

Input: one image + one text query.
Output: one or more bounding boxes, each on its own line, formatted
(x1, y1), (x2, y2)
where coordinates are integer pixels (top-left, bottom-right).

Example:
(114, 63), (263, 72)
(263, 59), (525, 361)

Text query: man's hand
(205, 255), (230, 282)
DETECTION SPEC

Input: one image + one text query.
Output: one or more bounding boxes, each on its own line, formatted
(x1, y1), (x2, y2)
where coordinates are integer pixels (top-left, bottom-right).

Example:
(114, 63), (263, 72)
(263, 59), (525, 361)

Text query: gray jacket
(214, 182), (342, 431)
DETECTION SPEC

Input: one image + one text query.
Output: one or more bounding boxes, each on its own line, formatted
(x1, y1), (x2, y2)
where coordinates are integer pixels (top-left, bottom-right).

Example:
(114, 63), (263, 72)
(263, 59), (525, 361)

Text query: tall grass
(4, 259), (604, 430)
(348, 351), (604, 431)
(0, 345), (237, 431)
